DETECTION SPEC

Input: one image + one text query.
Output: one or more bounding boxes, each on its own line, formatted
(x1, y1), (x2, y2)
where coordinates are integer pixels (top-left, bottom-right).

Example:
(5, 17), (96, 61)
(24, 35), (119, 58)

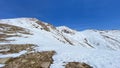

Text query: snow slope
(57, 27), (120, 50)
(0, 18), (120, 68)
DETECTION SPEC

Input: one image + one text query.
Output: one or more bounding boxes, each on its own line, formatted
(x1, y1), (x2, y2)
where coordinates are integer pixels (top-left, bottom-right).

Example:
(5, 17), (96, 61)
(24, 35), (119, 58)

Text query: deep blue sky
(0, 0), (120, 30)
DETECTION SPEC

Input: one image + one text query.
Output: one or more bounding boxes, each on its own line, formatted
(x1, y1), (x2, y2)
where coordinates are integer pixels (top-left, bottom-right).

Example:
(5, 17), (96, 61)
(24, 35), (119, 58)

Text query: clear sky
(0, 0), (120, 30)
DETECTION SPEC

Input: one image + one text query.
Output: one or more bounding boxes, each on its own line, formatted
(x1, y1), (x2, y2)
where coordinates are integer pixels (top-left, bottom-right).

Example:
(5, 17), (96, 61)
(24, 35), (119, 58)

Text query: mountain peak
(57, 26), (76, 34)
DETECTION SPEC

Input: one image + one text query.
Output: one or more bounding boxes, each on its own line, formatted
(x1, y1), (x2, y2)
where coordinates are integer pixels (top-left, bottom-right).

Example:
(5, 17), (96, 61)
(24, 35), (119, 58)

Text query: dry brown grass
(0, 34), (19, 42)
(0, 23), (32, 42)
(65, 62), (93, 68)
(0, 44), (36, 54)
(4, 51), (55, 68)
(0, 24), (31, 34)
(36, 21), (50, 31)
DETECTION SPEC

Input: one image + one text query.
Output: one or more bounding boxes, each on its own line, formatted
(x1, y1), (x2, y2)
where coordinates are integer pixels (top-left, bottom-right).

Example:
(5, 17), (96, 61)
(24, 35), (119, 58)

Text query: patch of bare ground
(0, 44), (36, 54)
(65, 62), (93, 68)
(0, 23), (31, 34)
(0, 34), (16, 42)
(0, 23), (32, 42)
(35, 21), (50, 31)
(3, 51), (55, 68)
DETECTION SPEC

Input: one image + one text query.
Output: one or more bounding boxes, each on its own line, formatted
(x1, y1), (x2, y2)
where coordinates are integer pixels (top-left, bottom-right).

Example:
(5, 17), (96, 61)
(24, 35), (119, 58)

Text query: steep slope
(0, 18), (120, 68)
(0, 18), (73, 45)
(1, 18), (120, 50)
(57, 27), (120, 50)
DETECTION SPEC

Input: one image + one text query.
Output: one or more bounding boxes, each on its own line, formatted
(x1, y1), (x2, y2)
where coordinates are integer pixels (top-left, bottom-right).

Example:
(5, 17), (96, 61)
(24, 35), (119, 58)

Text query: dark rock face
(65, 62), (93, 68)
(62, 29), (75, 35)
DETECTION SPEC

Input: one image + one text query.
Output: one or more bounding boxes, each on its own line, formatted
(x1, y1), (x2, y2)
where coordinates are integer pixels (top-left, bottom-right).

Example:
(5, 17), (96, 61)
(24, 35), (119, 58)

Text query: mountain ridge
(0, 18), (120, 50)
(0, 18), (120, 68)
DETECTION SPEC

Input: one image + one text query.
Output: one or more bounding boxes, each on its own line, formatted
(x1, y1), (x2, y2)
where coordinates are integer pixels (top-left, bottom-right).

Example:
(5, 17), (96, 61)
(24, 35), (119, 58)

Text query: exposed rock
(65, 62), (93, 68)
(3, 51), (55, 68)
(0, 44), (35, 54)
(57, 26), (76, 35)
(36, 21), (50, 31)
(0, 23), (32, 42)
(0, 23), (31, 35)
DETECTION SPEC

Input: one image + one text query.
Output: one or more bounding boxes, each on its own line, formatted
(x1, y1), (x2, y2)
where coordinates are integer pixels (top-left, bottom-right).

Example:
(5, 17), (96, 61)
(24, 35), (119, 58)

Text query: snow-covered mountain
(0, 18), (120, 68)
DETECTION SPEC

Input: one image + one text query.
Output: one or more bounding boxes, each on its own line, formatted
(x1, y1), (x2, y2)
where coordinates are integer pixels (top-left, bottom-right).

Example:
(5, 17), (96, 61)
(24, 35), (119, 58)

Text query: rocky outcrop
(4, 51), (55, 68)
(65, 62), (93, 68)
(36, 21), (50, 31)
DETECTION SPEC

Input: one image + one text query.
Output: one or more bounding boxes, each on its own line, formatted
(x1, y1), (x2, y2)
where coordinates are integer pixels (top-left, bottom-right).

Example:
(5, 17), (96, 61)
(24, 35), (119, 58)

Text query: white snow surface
(0, 64), (5, 67)
(0, 18), (120, 68)
(0, 50), (27, 58)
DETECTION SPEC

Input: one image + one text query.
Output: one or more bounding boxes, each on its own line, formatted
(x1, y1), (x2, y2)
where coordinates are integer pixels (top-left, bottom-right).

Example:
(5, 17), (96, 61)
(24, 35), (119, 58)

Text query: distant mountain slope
(57, 27), (120, 50)
(1, 18), (120, 50)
